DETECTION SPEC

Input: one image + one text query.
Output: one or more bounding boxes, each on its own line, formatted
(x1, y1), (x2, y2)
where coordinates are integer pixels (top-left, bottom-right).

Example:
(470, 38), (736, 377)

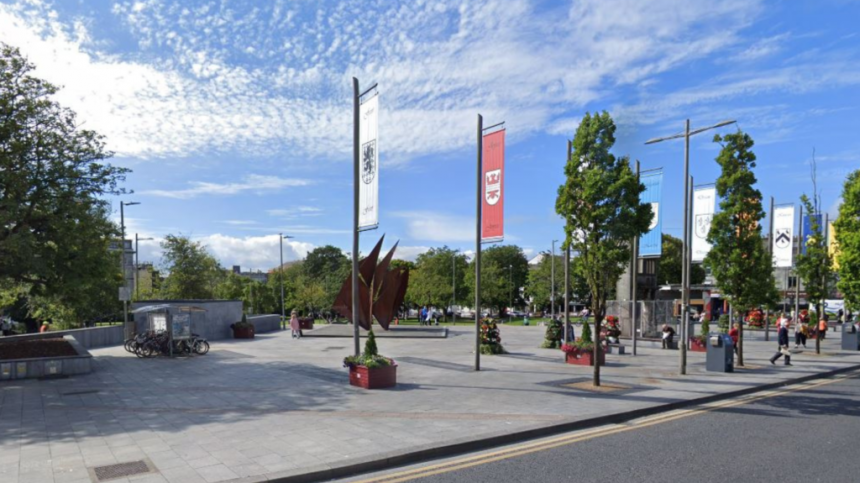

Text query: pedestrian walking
(818, 317), (828, 340)
(729, 323), (740, 356)
(420, 306), (428, 326)
(793, 313), (807, 348)
(770, 318), (792, 366)
(289, 310), (302, 339)
(0, 316), (10, 336)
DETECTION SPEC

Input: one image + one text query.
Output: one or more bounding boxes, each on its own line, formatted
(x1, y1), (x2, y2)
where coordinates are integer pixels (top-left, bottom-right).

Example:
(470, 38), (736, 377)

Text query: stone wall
(1, 325), (124, 349)
(131, 301), (281, 341)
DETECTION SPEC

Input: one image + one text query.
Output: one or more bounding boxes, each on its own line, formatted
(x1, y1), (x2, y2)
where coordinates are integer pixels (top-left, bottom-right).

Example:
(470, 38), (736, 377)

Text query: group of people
(419, 306), (440, 326)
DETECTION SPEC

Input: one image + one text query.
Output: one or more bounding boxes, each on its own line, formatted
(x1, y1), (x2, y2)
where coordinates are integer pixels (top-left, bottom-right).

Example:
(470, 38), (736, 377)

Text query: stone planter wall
(0, 336), (93, 381)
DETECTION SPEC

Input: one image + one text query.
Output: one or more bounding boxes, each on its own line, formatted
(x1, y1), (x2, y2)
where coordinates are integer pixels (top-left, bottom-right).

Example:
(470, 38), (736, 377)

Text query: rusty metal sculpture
(332, 235), (409, 331)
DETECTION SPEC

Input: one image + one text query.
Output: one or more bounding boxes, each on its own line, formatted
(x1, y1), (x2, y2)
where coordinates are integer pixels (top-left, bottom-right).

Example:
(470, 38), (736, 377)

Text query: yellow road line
(351, 371), (857, 483)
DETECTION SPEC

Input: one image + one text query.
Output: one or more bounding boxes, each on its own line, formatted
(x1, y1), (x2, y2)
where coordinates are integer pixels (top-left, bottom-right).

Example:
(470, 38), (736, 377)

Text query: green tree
(835, 170), (860, 312)
(658, 234), (706, 285)
(406, 247), (468, 319)
(797, 194), (834, 354)
(303, 245), (349, 313)
(465, 245), (529, 317)
(0, 44), (129, 330)
(526, 254), (589, 314)
(703, 131), (777, 365)
(159, 235), (223, 299)
(556, 111), (652, 386)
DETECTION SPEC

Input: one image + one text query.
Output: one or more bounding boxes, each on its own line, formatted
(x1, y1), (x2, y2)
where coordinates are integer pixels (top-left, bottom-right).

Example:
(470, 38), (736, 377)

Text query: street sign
(118, 287), (130, 301)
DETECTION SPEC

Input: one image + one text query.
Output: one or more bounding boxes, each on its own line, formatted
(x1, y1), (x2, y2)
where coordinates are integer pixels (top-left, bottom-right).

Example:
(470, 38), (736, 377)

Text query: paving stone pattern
(1, 326), (858, 483)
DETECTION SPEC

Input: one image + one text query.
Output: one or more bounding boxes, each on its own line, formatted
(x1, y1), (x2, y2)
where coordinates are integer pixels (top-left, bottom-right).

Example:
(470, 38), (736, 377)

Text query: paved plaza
(2, 326), (859, 483)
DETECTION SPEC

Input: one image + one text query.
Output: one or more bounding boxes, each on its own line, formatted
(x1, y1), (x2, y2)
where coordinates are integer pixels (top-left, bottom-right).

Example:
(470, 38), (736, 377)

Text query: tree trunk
(738, 310), (744, 367)
(592, 305), (602, 387)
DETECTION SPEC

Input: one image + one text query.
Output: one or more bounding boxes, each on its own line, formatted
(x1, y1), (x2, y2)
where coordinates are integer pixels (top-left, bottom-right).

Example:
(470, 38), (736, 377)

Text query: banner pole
(475, 114), (483, 371)
(680, 120), (690, 376)
(631, 160), (640, 356)
(766, 196), (774, 341)
(352, 77), (361, 357)
(794, 204), (802, 323)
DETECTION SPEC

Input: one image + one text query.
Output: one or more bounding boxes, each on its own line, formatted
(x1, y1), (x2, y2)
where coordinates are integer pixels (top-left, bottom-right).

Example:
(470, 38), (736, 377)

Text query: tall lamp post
(645, 119), (736, 375)
(279, 234), (293, 330)
(134, 234), (154, 300)
(120, 201), (140, 339)
(551, 239), (558, 321)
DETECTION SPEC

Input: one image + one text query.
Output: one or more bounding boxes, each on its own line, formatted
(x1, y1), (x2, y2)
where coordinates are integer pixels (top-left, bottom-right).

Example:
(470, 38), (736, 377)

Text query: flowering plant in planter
(799, 309), (810, 324)
(343, 331), (396, 389)
(746, 309), (764, 328)
(601, 315), (621, 342)
(541, 318), (564, 349)
(342, 330), (394, 369)
(230, 314), (255, 339)
(480, 318), (506, 355)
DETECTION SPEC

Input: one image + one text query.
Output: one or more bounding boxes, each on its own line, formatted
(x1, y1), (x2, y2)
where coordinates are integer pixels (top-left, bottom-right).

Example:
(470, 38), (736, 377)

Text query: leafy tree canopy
(406, 247), (468, 312)
(159, 235), (223, 299)
(834, 169), (860, 311)
(703, 131), (777, 312)
(465, 245), (529, 315)
(0, 43), (128, 328)
(658, 234), (706, 285)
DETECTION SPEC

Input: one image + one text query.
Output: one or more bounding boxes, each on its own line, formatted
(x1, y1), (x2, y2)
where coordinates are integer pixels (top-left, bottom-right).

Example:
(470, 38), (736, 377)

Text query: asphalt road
(340, 373), (860, 483)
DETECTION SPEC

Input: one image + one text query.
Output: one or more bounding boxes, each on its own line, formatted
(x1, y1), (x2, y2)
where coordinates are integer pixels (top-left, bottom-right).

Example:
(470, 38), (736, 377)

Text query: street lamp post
(120, 201), (140, 339)
(134, 234), (154, 300)
(509, 265), (513, 323)
(551, 240), (558, 321)
(280, 234), (293, 330)
(645, 119), (736, 376)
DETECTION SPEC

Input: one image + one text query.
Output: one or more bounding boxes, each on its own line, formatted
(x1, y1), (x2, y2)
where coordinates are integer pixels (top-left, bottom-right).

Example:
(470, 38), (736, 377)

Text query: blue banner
(638, 171), (663, 257)
(801, 213), (822, 255)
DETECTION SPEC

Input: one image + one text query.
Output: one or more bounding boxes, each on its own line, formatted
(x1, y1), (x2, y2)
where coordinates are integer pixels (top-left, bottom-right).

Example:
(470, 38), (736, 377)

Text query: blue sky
(2, 0), (859, 270)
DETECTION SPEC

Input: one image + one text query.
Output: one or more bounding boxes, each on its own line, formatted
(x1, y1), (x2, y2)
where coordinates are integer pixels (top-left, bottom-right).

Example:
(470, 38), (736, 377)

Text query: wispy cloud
(221, 220), (259, 226)
(267, 206), (323, 218)
(0, 0), (768, 162)
(391, 211), (474, 243)
(139, 175), (311, 199)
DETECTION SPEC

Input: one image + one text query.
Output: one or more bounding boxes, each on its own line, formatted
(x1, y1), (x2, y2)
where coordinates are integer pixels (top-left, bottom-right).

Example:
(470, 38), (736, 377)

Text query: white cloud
(730, 33), (790, 62)
(221, 220), (258, 226)
(202, 234), (313, 271)
(391, 211), (474, 242)
(0, 0), (768, 162)
(139, 175), (311, 199)
(267, 206), (323, 218)
(393, 245), (430, 261)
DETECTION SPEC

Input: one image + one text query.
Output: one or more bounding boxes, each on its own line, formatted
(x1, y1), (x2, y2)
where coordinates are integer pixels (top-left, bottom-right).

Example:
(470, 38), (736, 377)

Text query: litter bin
(706, 334), (734, 372)
(841, 324), (860, 351)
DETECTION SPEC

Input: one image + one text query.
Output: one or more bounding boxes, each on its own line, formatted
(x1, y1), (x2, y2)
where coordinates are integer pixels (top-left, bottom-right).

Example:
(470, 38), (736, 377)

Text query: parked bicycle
(124, 331), (209, 358)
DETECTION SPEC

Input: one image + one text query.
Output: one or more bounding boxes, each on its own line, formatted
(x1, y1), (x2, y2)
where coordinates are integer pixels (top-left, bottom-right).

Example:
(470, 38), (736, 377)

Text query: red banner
(481, 129), (505, 242)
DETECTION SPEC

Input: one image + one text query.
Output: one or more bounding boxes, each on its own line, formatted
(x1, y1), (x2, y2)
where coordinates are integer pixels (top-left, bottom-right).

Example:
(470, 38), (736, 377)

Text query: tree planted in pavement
(556, 111), (652, 386)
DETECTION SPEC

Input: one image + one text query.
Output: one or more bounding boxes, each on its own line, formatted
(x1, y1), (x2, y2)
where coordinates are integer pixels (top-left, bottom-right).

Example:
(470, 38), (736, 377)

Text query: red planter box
(349, 364), (397, 389)
(564, 349), (605, 366)
(298, 318), (314, 330)
(233, 326), (255, 339)
(689, 338), (706, 352)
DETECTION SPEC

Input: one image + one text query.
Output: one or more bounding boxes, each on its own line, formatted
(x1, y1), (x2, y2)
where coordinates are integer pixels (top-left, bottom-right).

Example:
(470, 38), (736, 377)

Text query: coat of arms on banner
(361, 140), (376, 184)
(648, 202), (660, 230)
(775, 228), (791, 248)
(695, 214), (712, 239)
(485, 169), (501, 205)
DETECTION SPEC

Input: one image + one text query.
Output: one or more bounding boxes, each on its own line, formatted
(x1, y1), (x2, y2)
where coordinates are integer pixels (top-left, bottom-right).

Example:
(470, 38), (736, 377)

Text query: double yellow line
(349, 371), (857, 483)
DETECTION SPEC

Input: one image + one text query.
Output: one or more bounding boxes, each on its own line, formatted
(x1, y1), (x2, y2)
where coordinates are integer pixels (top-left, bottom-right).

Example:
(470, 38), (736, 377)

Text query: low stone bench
(606, 343), (626, 355)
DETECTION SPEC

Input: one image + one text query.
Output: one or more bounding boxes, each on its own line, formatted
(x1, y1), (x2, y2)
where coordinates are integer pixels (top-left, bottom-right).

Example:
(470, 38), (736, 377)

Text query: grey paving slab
(2, 325), (859, 483)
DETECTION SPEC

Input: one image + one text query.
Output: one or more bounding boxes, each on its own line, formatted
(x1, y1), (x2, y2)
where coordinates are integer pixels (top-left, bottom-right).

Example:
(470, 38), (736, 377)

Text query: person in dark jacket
(770, 321), (792, 366)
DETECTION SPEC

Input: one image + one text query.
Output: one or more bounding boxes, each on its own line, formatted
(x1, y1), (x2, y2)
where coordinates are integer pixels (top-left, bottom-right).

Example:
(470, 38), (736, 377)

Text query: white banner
(772, 205), (795, 268)
(359, 94), (379, 229)
(691, 186), (716, 262)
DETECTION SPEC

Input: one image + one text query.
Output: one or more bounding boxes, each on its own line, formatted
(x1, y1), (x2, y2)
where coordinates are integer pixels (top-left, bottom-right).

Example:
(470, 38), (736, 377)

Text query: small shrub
(343, 330), (393, 368)
(718, 314), (730, 334)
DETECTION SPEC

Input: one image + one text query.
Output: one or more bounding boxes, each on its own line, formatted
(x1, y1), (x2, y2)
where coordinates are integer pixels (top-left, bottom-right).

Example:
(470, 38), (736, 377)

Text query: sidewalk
(1, 326), (858, 483)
